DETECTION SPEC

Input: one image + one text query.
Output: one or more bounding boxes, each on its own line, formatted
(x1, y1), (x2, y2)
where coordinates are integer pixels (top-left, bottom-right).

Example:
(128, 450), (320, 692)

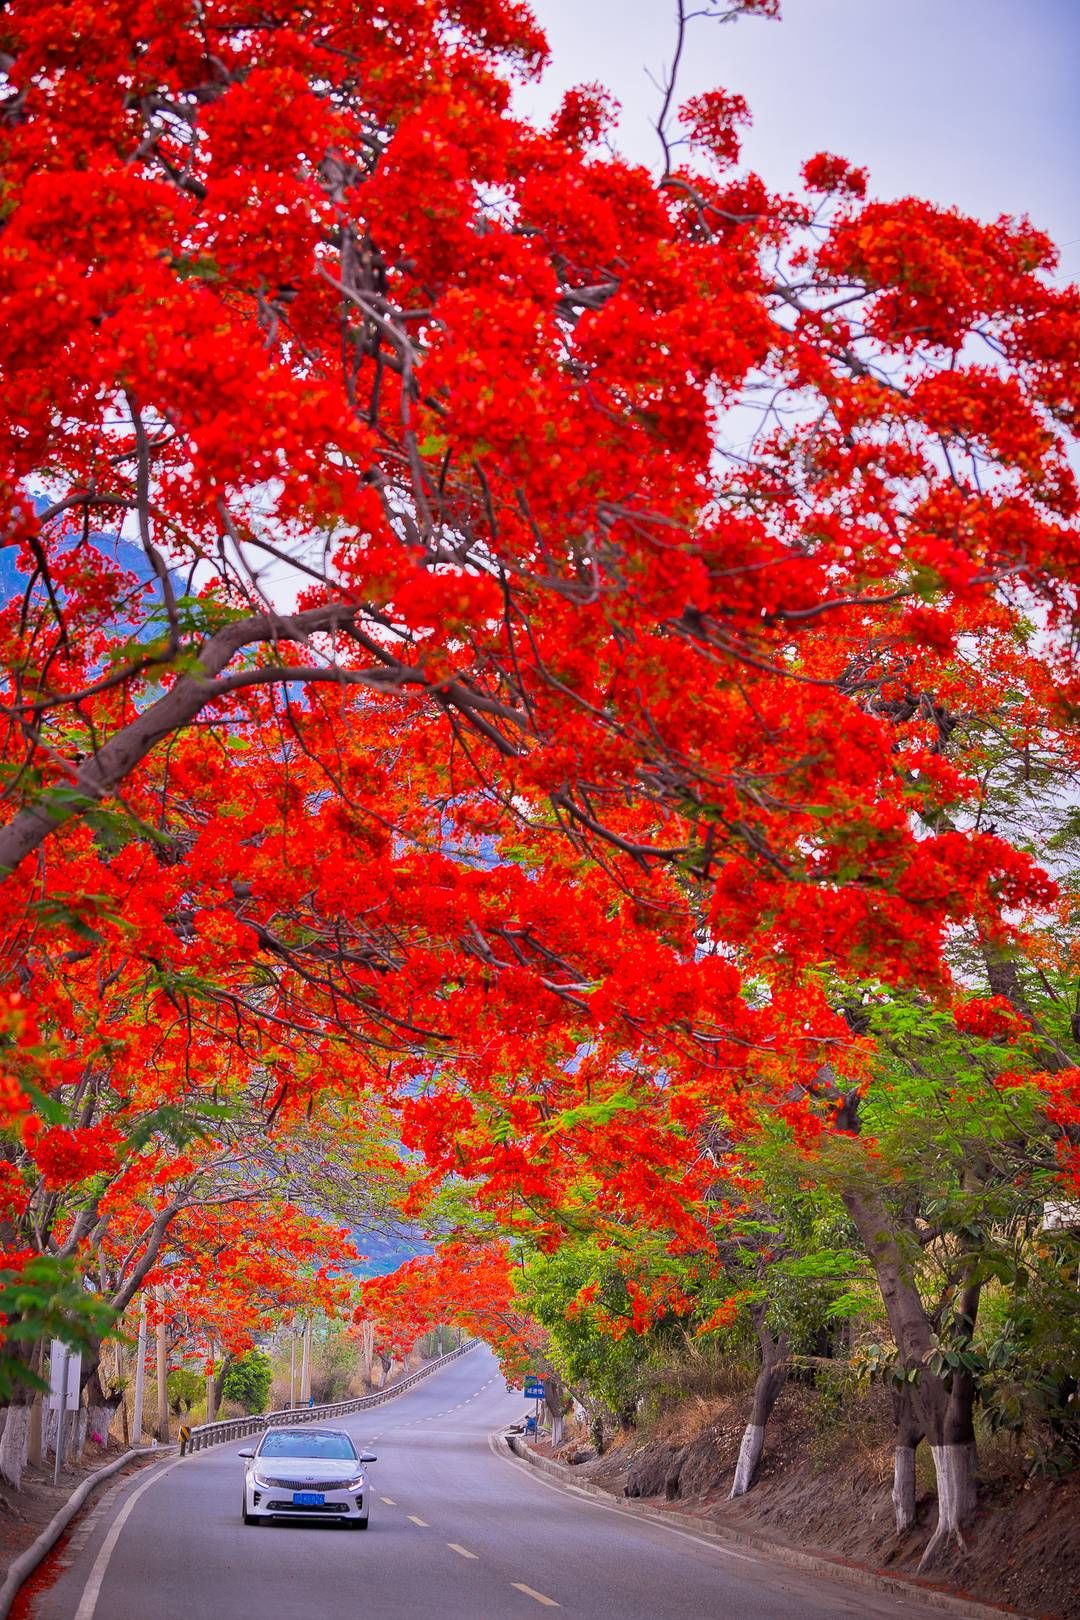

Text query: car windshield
(257, 1431), (357, 1461)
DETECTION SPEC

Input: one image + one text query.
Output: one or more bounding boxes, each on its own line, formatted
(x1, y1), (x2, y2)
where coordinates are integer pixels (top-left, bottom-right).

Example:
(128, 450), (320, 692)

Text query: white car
(239, 1427), (377, 1528)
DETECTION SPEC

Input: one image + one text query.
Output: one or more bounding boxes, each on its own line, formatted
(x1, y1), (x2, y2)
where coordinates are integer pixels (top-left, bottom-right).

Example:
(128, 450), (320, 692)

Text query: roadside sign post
(52, 1345), (67, 1486)
(524, 1376), (545, 1439)
(49, 1340), (81, 1484)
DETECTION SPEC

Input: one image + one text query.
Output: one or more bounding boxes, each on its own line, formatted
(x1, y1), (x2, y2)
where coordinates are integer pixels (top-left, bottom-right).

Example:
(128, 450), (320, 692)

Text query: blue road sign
(524, 1377), (545, 1399)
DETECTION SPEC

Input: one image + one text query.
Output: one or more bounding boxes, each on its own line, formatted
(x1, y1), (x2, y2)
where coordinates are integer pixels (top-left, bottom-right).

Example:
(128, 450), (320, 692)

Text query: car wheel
(353, 1516), (369, 1530)
(242, 1498), (257, 1526)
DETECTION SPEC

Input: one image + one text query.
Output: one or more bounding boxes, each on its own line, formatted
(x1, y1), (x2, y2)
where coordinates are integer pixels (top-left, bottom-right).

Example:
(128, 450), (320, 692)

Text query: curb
(0, 1446), (176, 1620)
(497, 1435), (1036, 1620)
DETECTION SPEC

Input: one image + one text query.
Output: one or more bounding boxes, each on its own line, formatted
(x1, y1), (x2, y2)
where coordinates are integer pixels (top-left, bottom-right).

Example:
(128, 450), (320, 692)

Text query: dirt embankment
(548, 1384), (1079, 1620)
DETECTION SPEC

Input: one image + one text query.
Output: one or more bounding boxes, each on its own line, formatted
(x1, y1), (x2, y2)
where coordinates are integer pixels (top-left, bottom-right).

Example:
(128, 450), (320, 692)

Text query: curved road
(33, 1347), (941, 1620)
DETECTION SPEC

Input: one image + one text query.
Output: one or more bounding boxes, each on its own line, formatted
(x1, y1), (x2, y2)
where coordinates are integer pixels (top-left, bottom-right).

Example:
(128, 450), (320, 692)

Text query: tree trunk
(73, 1402), (88, 1463)
(920, 1441), (978, 1569)
(0, 1335), (43, 1487)
(843, 1187), (980, 1568)
(0, 1399), (33, 1490)
(919, 1363), (978, 1570)
(544, 1371), (566, 1448)
(213, 1352), (233, 1410)
(730, 1319), (789, 1498)
(891, 1386), (922, 1535)
(84, 1361), (122, 1454)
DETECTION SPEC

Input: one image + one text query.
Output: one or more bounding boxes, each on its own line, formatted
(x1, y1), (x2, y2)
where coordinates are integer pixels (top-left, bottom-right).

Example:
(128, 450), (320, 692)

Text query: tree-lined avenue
(31, 1349), (950, 1620)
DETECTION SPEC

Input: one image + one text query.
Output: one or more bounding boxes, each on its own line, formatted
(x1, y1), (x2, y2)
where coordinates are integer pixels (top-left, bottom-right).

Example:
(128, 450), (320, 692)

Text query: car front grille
(266, 1500), (348, 1514)
(261, 1477), (346, 1492)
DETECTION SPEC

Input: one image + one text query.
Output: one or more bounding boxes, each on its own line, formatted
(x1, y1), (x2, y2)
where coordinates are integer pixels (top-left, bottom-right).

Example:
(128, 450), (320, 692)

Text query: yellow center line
(511, 1583), (560, 1607)
(447, 1543), (478, 1559)
(380, 1496), (396, 1505)
(407, 1514), (429, 1527)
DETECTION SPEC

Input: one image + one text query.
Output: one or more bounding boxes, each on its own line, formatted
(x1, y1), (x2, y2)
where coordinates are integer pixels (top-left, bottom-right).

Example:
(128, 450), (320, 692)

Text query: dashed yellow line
(447, 1542), (478, 1559)
(407, 1514), (429, 1527)
(380, 1495), (396, 1505)
(512, 1583), (560, 1607)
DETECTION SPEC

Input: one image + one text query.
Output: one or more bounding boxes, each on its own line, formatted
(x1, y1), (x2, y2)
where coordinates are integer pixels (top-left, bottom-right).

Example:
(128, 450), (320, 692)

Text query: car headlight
(344, 1474), (366, 1491)
(251, 1473), (272, 1490)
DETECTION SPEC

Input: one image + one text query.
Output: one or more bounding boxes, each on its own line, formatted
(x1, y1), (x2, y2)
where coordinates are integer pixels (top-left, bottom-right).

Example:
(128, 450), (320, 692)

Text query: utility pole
(132, 1296), (147, 1446)
(289, 1323), (298, 1408)
(28, 1393), (43, 1469)
(299, 1317), (312, 1405)
(115, 1339), (128, 1447)
(156, 1288), (170, 1443)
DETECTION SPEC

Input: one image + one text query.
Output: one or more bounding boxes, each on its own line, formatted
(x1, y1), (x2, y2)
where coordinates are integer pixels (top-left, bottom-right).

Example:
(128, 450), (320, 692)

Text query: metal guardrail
(182, 1340), (477, 1455)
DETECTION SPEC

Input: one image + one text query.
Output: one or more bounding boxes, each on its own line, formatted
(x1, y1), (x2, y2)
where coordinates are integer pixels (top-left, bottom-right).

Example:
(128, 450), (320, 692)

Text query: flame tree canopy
(0, 0), (1077, 1404)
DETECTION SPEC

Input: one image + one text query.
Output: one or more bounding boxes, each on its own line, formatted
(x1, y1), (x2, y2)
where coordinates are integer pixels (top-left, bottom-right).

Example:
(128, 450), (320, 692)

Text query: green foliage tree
(167, 1367), (202, 1414)
(221, 1350), (272, 1415)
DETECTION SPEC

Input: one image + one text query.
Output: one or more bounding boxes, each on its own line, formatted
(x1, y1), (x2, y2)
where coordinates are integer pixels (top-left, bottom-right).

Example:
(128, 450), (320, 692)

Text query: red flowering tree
(0, 0), (1076, 1563)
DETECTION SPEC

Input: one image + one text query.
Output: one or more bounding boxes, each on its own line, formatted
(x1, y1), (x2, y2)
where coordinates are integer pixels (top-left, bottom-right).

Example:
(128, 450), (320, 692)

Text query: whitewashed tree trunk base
(0, 1405), (31, 1490)
(892, 1444), (917, 1534)
(86, 1404), (116, 1452)
(729, 1423), (766, 1498)
(73, 1408), (88, 1463)
(919, 1443), (977, 1570)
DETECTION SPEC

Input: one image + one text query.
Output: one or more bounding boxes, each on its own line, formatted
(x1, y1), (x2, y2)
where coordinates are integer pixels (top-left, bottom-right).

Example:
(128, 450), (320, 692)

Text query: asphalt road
(33, 1346), (944, 1620)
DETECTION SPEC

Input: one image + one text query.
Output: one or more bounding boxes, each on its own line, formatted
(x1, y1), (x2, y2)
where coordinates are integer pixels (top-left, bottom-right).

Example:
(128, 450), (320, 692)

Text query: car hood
(251, 1459), (361, 1483)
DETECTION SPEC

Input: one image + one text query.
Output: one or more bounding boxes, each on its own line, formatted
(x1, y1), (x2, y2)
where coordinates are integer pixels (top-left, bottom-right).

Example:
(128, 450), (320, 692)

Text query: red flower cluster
(25, 1121), (124, 1188)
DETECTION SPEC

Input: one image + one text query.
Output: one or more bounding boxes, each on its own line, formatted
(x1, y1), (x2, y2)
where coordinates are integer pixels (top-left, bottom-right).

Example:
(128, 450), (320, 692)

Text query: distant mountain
(342, 1227), (429, 1280)
(0, 507), (182, 607)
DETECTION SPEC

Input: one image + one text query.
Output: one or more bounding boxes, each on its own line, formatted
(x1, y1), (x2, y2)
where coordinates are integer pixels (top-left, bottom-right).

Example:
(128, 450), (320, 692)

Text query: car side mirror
(360, 1453), (377, 1464)
(238, 1449), (255, 1459)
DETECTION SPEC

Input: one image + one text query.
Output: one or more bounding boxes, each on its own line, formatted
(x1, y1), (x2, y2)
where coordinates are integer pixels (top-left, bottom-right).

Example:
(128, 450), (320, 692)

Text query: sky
(522, 0), (1080, 276)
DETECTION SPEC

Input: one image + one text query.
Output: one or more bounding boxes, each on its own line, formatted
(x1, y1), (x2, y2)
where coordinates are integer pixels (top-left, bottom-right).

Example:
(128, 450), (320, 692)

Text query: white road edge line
(73, 1458), (184, 1620)
(447, 1542), (479, 1559)
(512, 1581), (560, 1607)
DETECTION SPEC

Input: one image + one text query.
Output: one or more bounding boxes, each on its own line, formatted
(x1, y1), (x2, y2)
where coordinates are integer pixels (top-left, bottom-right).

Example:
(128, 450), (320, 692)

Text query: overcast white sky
(522, 0), (1079, 275)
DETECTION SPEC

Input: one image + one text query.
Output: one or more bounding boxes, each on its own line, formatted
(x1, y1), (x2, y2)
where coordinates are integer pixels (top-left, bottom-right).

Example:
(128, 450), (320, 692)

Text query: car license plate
(293, 1491), (324, 1506)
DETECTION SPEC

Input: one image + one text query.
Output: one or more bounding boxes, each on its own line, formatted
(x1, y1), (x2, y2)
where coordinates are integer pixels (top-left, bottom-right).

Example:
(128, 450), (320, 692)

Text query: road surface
(32, 1346), (944, 1619)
